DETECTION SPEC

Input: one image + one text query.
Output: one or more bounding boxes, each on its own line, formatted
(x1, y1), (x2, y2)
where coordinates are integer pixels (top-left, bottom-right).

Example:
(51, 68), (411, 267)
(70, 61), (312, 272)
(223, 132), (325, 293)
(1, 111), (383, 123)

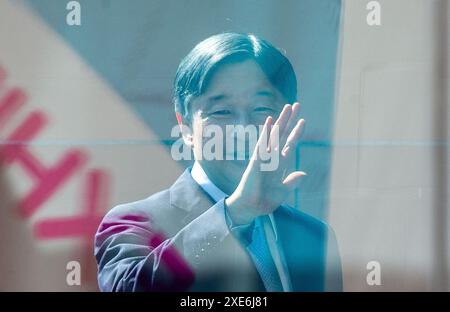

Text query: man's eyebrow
(206, 93), (230, 103)
(254, 90), (275, 98)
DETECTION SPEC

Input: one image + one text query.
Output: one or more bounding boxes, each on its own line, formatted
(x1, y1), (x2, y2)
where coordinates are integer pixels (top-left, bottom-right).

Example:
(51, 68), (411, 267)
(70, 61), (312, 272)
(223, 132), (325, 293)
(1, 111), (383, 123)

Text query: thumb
(282, 171), (307, 190)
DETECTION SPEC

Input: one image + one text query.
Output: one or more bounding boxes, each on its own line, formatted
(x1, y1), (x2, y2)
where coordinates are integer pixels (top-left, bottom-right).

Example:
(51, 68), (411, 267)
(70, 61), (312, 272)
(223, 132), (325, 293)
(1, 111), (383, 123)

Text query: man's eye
(211, 110), (232, 116)
(254, 107), (274, 113)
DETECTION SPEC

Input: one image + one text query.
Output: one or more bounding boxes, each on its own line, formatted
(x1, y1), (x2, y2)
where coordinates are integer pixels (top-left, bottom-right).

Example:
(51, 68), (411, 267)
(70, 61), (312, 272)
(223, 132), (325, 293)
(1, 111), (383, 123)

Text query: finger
(269, 104), (292, 151)
(280, 102), (300, 147)
(282, 171), (307, 190)
(282, 118), (305, 157)
(251, 115), (272, 164)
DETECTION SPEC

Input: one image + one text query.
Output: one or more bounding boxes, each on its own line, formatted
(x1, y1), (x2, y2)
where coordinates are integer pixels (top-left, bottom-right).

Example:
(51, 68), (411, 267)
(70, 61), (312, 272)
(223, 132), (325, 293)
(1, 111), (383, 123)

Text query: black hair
(173, 32), (297, 121)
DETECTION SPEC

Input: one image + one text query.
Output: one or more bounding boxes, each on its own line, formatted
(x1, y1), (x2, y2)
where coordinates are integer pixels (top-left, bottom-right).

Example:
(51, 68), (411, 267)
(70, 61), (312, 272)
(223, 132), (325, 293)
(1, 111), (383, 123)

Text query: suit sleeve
(223, 197), (256, 246)
(94, 198), (235, 292)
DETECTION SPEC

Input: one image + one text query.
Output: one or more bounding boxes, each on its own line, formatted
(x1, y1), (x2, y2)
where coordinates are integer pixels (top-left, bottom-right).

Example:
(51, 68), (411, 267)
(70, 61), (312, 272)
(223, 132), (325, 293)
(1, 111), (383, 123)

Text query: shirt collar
(191, 161), (227, 203)
(190, 161), (278, 240)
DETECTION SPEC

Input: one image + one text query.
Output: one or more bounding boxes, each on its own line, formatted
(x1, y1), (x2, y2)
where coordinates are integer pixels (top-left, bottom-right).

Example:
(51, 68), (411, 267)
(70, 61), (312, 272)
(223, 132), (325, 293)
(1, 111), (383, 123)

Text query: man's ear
(176, 112), (194, 147)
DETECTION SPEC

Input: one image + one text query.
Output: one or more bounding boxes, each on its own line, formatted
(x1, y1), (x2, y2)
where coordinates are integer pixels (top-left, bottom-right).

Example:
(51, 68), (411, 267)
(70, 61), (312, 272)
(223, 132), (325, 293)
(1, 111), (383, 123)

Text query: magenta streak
(34, 215), (103, 238)
(0, 88), (26, 132)
(33, 169), (109, 284)
(150, 234), (195, 289)
(18, 149), (87, 218)
(33, 169), (107, 238)
(35, 170), (106, 242)
(81, 169), (109, 283)
(14, 149), (46, 180)
(85, 169), (108, 214)
(0, 66), (6, 88)
(2, 111), (47, 175)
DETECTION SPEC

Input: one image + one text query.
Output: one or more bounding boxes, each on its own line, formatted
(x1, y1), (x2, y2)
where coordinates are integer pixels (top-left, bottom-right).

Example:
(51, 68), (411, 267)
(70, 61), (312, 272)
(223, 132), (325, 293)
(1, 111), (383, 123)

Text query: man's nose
(236, 112), (250, 126)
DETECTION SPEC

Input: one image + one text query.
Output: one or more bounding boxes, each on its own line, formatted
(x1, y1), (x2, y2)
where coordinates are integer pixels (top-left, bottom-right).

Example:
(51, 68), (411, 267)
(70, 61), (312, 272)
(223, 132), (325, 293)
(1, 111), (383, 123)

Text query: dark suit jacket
(94, 167), (343, 291)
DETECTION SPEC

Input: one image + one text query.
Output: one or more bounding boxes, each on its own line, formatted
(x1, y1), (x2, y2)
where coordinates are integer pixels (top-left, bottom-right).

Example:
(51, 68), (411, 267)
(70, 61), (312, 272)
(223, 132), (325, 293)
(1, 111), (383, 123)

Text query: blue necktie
(247, 217), (283, 291)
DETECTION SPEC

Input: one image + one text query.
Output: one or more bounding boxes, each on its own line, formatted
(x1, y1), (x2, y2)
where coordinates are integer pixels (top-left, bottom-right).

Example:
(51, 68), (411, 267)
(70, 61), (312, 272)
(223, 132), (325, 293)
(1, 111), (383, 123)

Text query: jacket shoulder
(104, 189), (170, 220)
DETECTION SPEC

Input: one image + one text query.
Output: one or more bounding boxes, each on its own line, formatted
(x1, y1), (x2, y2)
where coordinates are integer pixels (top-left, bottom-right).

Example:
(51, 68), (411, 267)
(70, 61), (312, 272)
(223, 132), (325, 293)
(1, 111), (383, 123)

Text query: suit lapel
(169, 167), (215, 211)
(168, 167), (266, 291)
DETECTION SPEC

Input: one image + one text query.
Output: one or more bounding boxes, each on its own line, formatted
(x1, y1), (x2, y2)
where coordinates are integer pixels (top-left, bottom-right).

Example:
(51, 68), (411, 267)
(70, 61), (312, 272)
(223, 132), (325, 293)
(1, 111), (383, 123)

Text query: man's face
(186, 59), (286, 194)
